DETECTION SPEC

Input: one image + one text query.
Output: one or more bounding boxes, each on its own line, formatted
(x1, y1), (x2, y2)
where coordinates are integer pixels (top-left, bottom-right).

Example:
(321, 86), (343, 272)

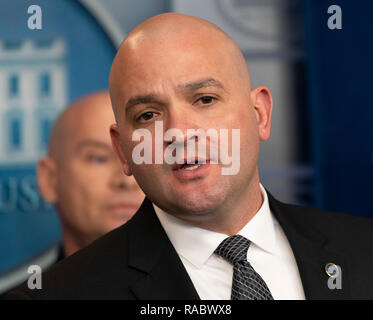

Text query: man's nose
(163, 105), (199, 145)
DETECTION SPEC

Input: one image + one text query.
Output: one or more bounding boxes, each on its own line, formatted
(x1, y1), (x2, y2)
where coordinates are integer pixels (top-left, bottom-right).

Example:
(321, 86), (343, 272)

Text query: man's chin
(168, 191), (224, 216)
(98, 219), (129, 236)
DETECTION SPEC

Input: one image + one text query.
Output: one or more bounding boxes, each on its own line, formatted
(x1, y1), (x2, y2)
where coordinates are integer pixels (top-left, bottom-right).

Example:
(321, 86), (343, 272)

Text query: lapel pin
(325, 262), (339, 278)
(325, 263), (342, 290)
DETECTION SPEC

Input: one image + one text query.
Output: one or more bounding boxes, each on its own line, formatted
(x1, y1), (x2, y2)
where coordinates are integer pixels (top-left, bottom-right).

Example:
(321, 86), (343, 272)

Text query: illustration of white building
(0, 38), (67, 164)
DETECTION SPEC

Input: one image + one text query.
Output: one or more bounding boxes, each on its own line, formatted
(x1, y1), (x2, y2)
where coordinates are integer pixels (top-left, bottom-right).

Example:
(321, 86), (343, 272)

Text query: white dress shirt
(153, 184), (306, 300)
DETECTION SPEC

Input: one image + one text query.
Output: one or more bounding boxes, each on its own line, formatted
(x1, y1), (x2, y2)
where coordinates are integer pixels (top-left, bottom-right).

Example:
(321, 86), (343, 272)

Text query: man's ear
(110, 124), (132, 176)
(37, 157), (58, 203)
(250, 85), (273, 141)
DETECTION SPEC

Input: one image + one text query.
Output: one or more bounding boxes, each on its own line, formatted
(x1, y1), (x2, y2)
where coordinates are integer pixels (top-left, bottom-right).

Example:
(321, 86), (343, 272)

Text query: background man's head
(109, 13), (273, 233)
(37, 91), (144, 256)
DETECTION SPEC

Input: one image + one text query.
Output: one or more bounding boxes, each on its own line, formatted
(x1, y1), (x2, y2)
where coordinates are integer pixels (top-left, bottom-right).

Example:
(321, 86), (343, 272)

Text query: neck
(60, 227), (93, 257)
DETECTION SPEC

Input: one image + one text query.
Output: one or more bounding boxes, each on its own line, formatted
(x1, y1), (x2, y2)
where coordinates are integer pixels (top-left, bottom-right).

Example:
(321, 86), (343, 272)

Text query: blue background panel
(304, 0), (373, 217)
(0, 0), (116, 275)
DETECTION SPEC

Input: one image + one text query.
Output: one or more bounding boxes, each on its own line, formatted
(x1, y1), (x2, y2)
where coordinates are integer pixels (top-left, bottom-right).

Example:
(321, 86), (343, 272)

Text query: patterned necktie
(214, 234), (274, 300)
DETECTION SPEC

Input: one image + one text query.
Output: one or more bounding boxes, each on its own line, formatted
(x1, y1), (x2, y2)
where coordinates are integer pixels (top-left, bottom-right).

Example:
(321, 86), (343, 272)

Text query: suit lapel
(267, 192), (350, 299)
(126, 198), (200, 300)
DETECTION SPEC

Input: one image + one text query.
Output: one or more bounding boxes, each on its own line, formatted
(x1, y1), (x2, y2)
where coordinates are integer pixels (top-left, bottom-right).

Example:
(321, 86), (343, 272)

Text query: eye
(86, 154), (109, 164)
(137, 111), (156, 122)
(196, 95), (216, 105)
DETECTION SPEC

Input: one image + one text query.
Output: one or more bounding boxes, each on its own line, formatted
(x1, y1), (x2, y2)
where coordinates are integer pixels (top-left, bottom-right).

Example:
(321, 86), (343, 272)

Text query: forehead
(64, 106), (114, 146)
(116, 36), (238, 96)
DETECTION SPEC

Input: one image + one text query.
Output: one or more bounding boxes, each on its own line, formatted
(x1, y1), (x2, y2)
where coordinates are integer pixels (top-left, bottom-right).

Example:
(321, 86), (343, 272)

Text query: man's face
(111, 34), (267, 218)
(52, 105), (144, 241)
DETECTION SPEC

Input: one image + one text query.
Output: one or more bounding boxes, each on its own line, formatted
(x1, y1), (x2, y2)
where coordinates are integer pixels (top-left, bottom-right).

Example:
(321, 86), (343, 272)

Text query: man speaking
(4, 13), (373, 300)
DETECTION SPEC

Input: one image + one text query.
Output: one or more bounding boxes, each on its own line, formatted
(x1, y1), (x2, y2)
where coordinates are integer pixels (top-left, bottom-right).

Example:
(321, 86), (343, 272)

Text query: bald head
(49, 91), (114, 162)
(109, 13), (251, 120)
(121, 13), (236, 50)
(38, 91), (144, 256)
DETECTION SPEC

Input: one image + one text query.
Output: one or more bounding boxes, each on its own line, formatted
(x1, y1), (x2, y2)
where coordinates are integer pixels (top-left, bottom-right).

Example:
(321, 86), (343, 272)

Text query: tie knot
(214, 234), (251, 265)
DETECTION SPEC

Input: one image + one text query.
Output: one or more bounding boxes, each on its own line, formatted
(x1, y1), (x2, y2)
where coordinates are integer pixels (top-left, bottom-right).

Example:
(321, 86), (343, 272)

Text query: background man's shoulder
(1, 222), (136, 300)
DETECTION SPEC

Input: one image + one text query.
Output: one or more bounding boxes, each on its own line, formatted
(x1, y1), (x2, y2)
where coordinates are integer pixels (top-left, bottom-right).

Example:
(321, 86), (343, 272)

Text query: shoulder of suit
(279, 199), (373, 227)
(3, 221), (133, 299)
(274, 198), (373, 247)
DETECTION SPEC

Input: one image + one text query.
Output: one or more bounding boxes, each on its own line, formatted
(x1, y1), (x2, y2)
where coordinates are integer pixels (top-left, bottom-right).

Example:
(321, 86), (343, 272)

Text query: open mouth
(171, 159), (210, 181)
(172, 158), (208, 171)
(179, 164), (201, 171)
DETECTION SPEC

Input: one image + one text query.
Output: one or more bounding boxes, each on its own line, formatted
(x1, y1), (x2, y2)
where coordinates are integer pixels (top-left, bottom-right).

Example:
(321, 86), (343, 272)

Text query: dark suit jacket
(3, 193), (373, 300)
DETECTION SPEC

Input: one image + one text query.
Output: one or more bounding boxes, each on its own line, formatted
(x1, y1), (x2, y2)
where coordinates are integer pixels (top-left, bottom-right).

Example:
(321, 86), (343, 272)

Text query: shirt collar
(153, 183), (277, 269)
(237, 184), (276, 254)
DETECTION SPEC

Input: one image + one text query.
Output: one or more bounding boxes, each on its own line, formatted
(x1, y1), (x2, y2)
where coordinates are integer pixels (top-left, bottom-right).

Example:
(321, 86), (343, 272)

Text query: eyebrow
(125, 94), (160, 114)
(75, 140), (113, 153)
(179, 78), (226, 92)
